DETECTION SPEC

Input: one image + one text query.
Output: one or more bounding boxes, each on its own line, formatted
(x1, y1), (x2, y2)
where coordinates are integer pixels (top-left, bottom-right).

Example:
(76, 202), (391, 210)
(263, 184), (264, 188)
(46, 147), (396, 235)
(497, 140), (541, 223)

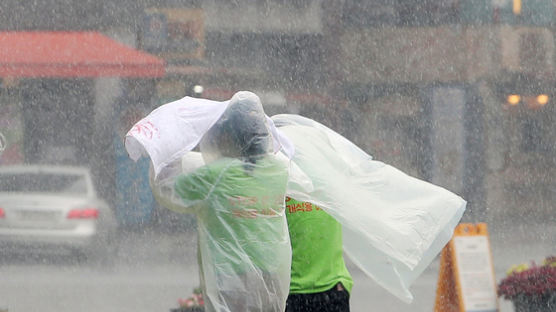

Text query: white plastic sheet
(125, 96), (294, 178)
(125, 97), (229, 177)
(126, 91), (466, 306)
(145, 92), (292, 312)
(272, 114), (466, 303)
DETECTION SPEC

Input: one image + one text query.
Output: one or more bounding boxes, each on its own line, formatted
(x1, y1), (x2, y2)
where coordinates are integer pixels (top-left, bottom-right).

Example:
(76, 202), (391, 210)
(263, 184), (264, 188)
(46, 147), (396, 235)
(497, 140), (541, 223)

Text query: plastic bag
(125, 95), (294, 178)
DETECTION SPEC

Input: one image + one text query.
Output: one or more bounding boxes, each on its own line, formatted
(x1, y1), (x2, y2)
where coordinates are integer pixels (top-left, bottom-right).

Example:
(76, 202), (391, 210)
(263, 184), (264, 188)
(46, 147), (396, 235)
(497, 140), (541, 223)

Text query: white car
(0, 165), (118, 262)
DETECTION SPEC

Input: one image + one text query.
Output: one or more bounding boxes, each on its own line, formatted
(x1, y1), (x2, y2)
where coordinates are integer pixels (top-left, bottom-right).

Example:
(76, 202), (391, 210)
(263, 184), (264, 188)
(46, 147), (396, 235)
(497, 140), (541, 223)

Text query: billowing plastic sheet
(146, 92), (292, 312)
(125, 97), (229, 177)
(125, 96), (294, 178)
(272, 114), (466, 303)
(126, 91), (466, 307)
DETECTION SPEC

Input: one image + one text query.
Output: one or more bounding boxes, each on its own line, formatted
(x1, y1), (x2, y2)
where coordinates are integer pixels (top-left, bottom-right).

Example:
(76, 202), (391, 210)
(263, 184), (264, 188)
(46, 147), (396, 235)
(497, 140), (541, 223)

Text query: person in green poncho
(285, 197), (353, 312)
(152, 91), (292, 312)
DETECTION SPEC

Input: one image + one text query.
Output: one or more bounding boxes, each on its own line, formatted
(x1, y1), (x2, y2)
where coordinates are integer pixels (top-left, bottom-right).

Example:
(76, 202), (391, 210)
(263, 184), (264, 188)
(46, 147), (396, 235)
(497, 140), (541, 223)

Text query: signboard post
(435, 223), (499, 312)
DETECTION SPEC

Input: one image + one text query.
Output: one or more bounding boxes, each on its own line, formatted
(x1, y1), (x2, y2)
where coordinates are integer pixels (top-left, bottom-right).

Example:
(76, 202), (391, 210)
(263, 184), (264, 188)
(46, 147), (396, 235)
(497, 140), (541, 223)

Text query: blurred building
(334, 0), (555, 222)
(0, 31), (164, 227)
(0, 0), (554, 223)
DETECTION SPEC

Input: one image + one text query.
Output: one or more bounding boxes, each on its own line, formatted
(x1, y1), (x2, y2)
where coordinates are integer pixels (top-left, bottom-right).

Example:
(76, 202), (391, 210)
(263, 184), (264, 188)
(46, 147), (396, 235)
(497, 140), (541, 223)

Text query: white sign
(0, 132), (5, 154)
(453, 236), (498, 312)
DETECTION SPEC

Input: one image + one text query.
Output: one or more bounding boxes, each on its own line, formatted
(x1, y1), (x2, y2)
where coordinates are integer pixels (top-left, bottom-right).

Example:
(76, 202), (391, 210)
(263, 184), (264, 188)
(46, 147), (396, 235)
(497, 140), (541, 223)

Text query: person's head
(200, 91), (271, 163)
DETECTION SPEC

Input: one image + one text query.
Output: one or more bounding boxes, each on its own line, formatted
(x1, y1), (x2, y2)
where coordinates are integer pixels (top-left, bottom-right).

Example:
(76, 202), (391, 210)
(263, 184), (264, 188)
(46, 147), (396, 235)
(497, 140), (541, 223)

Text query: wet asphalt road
(1, 221), (553, 312)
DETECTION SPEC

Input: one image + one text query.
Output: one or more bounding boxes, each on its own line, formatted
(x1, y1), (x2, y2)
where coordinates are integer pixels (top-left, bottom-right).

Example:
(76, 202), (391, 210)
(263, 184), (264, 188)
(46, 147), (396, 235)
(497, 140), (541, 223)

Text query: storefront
(489, 74), (555, 219)
(0, 31), (165, 226)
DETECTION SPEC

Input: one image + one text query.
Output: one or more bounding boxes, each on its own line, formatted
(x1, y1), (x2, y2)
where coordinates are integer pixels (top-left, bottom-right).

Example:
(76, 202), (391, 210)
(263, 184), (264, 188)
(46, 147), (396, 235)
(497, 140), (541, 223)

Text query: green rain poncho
(149, 92), (291, 312)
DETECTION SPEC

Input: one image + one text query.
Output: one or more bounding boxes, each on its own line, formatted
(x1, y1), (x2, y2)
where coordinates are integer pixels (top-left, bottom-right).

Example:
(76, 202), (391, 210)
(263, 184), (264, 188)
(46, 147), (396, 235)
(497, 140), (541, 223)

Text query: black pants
(285, 283), (350, 312)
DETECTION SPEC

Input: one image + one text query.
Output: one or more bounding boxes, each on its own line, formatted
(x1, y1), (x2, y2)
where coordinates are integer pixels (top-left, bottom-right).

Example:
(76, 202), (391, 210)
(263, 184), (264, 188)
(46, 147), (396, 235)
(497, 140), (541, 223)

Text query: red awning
(0, 31), (165, 78)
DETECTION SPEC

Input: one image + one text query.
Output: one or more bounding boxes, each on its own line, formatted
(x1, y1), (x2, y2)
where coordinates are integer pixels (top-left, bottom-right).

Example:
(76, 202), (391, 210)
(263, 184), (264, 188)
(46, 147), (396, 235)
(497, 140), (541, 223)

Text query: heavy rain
(0, 1), (554, 312)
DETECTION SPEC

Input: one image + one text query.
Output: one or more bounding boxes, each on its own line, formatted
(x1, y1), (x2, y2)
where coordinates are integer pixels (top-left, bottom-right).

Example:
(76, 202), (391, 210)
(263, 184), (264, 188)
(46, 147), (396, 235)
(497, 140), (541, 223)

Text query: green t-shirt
(175, 156), (289, 273)
(286, 197), (353, 294)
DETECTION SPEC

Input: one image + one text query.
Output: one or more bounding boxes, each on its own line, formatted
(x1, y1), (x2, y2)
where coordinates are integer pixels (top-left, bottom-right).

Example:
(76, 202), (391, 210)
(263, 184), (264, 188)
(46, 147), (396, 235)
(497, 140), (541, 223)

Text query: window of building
(340, 0), (554, 27)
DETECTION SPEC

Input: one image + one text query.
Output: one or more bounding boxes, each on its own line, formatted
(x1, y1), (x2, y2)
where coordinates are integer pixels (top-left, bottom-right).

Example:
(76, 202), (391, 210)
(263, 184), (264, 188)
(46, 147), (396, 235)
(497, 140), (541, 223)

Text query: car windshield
(0, 172), (88, 195)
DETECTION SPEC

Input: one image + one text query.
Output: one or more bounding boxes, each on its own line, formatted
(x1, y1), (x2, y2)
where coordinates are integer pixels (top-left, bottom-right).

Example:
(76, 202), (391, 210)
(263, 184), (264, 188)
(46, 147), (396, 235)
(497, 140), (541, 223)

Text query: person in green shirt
(153, 91), (292, 312)
(285, 197), (353, 312)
